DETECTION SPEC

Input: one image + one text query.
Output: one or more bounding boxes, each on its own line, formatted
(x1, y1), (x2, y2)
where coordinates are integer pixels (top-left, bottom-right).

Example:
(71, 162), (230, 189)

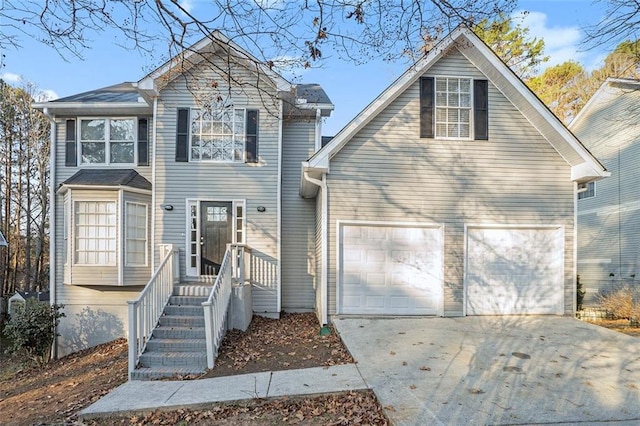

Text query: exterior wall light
(257, 206), (266, 212)
(161, 204), (174, 211)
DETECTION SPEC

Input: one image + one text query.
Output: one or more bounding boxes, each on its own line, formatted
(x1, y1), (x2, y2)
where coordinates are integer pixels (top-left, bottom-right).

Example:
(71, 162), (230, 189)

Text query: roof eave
(32, 102), (152, 115)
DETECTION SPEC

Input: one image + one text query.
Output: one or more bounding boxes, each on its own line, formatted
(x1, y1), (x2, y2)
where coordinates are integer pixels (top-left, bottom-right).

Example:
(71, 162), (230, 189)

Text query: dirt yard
(0, 313), (386, 425)
(584, 318), (640, 337)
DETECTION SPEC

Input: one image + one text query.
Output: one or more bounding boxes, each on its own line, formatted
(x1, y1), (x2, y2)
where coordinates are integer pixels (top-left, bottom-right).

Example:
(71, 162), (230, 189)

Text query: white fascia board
(32, 102), (151, 115)
(460, 30), (607, 174)
(571, 162), (611, 183)
(57, 184), (152, 195)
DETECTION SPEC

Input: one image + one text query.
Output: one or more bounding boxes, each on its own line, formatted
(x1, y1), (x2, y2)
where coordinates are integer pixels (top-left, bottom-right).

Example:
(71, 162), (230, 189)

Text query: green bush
(3, 299), (65, 366)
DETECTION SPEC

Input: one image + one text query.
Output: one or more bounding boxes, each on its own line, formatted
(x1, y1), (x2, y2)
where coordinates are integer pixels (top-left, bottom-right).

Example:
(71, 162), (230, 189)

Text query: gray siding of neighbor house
(52, 117), (152, 356)
(572, 84), (640, 305)
(325, 49), (575, 316)
(281, 119), (317, 311)
(153, 54), (281, 315)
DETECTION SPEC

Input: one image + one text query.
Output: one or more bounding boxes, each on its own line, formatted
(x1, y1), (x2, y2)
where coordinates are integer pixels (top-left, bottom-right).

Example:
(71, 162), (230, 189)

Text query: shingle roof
(297, 84), (332, 105)
(62, 169), (152, 191)
(16, 291), (50, 302)
(52, 82), (140, 103)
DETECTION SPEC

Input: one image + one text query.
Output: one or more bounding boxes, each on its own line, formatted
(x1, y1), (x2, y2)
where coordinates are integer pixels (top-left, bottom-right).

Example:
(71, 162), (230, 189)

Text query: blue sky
(1, 0), (611, 135)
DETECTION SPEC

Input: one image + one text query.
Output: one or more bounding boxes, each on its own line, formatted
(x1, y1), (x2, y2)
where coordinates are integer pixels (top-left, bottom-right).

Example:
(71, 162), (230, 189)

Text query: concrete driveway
(334, 316), (640, 425)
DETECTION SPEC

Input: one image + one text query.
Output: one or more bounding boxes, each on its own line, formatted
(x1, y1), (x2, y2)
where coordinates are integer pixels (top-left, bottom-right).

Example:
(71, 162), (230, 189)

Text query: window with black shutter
(175, 108), (190, 162)
(138, 118), (149, 166)
(65, 119), (77, 166)
(245, 109), (259, 163)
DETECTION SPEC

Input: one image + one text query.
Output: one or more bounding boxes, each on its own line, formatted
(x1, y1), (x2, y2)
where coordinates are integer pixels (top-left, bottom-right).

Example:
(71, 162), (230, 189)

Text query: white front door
(338, 223), (444, 315)
(465, 226), (565, 315)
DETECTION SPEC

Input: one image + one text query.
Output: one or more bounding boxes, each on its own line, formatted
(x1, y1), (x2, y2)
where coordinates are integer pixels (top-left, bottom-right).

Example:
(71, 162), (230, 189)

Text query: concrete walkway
(80, 363), (368, 418)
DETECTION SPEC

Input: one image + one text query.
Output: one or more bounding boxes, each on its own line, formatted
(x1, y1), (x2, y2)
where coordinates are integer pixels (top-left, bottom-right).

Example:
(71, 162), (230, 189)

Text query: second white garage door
(466, 226), (565, 315)
(339, 223), (444, 315)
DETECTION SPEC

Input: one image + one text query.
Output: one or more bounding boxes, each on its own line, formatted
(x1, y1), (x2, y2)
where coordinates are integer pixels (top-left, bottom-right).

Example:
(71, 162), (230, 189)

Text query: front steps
(131, 283), (211, 380)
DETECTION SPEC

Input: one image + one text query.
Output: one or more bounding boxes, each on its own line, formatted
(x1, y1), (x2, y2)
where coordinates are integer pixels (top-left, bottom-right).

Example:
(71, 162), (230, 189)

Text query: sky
(1, 0), (613, 135)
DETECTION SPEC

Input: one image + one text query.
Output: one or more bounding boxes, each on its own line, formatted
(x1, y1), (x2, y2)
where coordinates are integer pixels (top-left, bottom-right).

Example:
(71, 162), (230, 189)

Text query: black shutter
(474, 79), (489, 140)
(65, 119), (77, 166)
(245, 109), (259, 163)
(420, 77), (434, 138)
(175, 108), (189, 162)
(138, 118), (149, 166)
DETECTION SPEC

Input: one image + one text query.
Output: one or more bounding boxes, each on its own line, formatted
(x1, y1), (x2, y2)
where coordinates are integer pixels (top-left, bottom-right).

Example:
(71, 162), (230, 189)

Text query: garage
(465, 226), (564, 315)
(338, 223), (444, 315)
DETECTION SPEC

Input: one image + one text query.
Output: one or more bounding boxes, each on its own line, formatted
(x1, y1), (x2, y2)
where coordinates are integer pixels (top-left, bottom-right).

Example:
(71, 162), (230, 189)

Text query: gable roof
(137, 30), (293, 97)
(60, 169), (152, 192)
(570, 78), (640, 131)
(302, 26), (607, 196)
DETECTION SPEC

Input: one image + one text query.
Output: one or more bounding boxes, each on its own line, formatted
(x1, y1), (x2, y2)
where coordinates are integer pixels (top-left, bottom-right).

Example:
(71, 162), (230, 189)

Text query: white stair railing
(202, 244), (247, 368)
(127, 244), (179, 379)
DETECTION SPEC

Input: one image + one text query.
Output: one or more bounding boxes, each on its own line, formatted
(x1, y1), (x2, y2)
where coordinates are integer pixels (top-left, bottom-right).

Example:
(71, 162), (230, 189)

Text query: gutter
(302, 171), (328, 325)
(42, 108), (58, 359)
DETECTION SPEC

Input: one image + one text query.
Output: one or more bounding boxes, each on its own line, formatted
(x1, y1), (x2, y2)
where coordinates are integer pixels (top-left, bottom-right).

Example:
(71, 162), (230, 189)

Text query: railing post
(127, 301), (138, 380)
(202, 302), (214, 368)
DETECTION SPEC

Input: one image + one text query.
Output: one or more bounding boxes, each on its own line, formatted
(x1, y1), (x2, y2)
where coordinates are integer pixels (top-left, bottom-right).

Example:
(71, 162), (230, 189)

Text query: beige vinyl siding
(459, 45), (584, 165)
(325, 50), (575, 316)
(281, 120), (316, 310)
(52, 117), (153, 354)
(573, 83), (640, 305)
(153, 54), (281, 314)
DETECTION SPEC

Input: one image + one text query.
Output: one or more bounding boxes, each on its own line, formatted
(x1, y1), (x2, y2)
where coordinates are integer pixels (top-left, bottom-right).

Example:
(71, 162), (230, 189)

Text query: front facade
(570, 78), (640, 305)
(37, 28), (606, 358)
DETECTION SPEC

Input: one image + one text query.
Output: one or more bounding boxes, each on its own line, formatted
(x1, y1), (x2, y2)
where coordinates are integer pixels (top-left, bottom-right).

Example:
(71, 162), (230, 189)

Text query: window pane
(460, 124), (470, 138)
(448, 93), (459, 107)
(448, 109), (459, 123)
(110, 119), (135, 141)
(81, 142), (106, 163)
(460, 94), (471, 107)
(436, 108), (446, 122)
(111, 142), (134, 163)
(436, 78), (447, 91)
(75, 201), (116, 265)
(448, 79), (459, 92)
(460, 79), (471, 92)
(80, 119), (105, 141)
(436, 93), (447, 106)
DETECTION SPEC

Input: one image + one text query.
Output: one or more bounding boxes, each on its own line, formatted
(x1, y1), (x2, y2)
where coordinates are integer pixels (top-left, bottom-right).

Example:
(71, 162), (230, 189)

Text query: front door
(200, 201), (233, 275)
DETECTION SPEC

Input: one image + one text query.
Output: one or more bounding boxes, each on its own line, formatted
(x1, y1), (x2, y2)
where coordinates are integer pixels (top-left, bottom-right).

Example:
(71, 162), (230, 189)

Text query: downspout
(303, 171), (328, 325)
(573, 181), (578, 315)
(42, 108), (58, 358)
(277, 99), (283, 314)
(151, 97), (158, 272)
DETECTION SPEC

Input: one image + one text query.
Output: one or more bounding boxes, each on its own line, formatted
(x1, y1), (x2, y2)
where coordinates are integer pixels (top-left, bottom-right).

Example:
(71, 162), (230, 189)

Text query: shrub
(3, 299), (65, 366)
(576, 275), (585, 311)
(598, 285), (640, 321)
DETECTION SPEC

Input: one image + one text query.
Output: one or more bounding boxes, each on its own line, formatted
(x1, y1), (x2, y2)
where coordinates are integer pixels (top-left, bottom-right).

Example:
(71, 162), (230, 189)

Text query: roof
(570, 78), (640, 130)
(14, 291), (50, 302)
(301, 26), (608, 197)
(61, 169), (152, 191)
(296, 84), (332, 105)
(51, 82), (140, 103)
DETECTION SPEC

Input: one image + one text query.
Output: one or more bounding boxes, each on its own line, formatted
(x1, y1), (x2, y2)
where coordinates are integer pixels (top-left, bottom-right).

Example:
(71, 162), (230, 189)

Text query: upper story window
(578, 181), (595, 200)
(190, 108), (245, 162)
(175, 107), (259, 163)
(435, 77), (472, 139)
(80, 118), (136, 164)
(420, 76), (488, 141)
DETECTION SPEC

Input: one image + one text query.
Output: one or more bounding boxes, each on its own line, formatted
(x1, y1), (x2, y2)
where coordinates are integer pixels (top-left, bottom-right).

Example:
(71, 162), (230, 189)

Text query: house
(570, 78), (640, 306)
(35, 27), (607, 379)
(8, 291), (50, 317)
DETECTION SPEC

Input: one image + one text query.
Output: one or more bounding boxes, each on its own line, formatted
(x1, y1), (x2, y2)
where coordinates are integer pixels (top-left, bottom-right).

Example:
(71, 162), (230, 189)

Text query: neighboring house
(8, 291), (50, 317)
(34, 27), (607, 375)
(570, 78), (640, 306)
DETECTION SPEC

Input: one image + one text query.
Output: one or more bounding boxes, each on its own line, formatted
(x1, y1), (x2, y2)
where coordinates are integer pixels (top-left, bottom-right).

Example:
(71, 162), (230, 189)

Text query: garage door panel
(340, 224), (443, 315)
(466, 227), (564, 315)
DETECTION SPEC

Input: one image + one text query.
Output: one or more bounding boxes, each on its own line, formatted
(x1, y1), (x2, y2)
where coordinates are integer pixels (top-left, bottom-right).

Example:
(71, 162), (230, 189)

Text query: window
(190, 108), (246, 162)
(75, 201), (116, 265)
(79, 118), (135, 164)
(125, 202), (148, 266)
(578, 182), (595, 200)
(435, 77), (472, 139)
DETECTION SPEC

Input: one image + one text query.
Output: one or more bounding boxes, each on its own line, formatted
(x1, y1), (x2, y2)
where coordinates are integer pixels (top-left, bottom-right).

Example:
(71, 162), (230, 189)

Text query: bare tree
(1, 0), (516, 70)
(585, 0), (640, 49)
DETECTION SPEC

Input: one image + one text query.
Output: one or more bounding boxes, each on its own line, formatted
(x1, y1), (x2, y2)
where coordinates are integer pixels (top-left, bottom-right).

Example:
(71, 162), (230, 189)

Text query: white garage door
(466, 226), (564, 315)
(339, 223), (443, 315)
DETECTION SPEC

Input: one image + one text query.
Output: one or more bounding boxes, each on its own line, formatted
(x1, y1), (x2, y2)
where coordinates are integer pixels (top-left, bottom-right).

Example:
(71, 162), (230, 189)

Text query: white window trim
(125, 201), (149, 267)
(434, 76), (474, 141)
(73, 200), (118, 266)
(188, 107), (247, 163)
(578, 181), (596, 200)
(78, 117), (138, 166)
